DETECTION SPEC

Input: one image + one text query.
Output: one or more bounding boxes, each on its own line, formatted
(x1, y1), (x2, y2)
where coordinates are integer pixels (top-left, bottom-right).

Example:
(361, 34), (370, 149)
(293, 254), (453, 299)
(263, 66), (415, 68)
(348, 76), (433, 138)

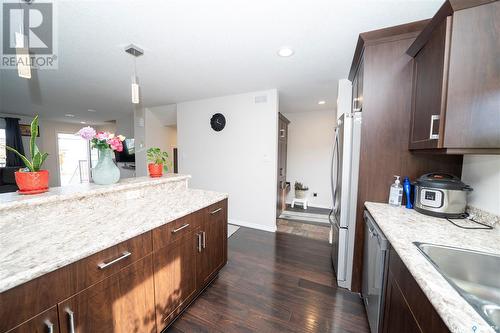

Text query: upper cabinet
(407, 0), (500, 153)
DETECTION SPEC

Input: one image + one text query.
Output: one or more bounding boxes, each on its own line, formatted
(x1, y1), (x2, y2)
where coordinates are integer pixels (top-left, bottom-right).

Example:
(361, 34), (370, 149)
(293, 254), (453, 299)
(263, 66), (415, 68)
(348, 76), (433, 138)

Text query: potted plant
(5, 115), (50, 194)
(294, 181), (309, 199)
(146, 148), (169, 178)
(76, 127), (126, 185)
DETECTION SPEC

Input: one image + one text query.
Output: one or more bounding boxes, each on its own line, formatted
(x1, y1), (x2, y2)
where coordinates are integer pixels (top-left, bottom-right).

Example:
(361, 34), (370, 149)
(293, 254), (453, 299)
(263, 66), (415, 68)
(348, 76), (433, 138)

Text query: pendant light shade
(131, 76), (140, 104)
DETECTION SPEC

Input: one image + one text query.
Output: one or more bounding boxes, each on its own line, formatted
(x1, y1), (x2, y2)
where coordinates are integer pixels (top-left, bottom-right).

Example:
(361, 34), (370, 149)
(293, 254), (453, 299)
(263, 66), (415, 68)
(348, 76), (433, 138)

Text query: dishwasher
(362, 210), (389, 333)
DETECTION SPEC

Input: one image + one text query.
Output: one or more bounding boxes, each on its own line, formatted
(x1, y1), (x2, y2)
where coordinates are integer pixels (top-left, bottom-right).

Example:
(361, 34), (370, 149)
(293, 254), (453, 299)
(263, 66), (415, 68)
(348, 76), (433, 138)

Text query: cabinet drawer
(70, 231), (152, 292)
(205, 200), (226, 218)
(153, 212), (203, 251)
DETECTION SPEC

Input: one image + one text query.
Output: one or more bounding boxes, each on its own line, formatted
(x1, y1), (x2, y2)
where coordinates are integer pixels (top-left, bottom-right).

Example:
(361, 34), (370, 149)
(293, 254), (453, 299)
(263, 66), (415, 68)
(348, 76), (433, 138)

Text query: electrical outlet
(313, 193), (318, 197)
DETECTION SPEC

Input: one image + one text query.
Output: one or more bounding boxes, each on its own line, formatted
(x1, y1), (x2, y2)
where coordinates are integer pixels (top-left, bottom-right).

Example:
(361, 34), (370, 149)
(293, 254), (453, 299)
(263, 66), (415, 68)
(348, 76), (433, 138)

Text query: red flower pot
(15, 170), (49, 194)
(148, 163), (163, 178)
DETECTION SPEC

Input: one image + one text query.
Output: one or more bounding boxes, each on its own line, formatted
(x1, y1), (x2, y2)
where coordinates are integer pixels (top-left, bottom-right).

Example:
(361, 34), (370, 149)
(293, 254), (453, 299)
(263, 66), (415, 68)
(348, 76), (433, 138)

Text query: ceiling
(0, 0), (444, 125)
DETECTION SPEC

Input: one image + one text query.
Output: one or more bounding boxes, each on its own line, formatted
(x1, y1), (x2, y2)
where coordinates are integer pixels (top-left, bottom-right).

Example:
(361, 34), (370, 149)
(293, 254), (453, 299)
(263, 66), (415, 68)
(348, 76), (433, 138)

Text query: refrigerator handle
(331, 127), (339, 214)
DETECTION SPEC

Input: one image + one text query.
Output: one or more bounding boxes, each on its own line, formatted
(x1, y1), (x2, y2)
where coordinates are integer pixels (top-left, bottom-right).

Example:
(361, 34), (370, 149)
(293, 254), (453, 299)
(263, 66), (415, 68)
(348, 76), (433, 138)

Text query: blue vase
(92, 148), (120, 185)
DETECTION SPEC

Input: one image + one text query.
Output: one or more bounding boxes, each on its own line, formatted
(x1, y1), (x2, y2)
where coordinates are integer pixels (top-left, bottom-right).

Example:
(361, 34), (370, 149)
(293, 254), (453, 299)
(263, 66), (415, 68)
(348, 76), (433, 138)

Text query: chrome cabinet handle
(429, 114), (440, 140)
(65, 308), (75, 333)
(171, 224), (190, 234)
(280, 129), (285, 138)
(202, 231), (206, 249)
(197, 233), (202, 253)
(44, 319), (54, 333)
(210, 208), (222, 215)
(97, 251), (131, 270)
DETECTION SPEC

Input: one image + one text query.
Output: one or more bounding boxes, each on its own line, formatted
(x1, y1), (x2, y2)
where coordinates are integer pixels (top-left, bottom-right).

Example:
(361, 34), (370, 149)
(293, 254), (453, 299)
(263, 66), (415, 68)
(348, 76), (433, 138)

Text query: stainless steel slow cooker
(414, 173), (473, 218)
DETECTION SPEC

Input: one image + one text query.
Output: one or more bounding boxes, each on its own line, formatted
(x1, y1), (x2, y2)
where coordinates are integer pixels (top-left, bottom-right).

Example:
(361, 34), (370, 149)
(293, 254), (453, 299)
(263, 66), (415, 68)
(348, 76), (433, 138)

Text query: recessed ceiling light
(318, 100), (326, 105)
(277, 47), (294, 57)
(87, 109), (96, 113)
(80, 121), (87, 124)
(65, 114), (75, 117)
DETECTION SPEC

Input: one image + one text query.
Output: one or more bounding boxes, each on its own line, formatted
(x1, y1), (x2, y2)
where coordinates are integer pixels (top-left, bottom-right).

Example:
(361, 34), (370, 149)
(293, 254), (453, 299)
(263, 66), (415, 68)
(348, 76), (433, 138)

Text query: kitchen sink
(415, 242), (500, 332)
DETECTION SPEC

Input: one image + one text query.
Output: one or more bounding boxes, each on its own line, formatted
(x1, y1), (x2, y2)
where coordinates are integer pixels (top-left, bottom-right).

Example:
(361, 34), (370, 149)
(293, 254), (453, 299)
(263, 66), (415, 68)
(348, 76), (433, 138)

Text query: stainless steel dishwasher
(362, 210), (389, 333)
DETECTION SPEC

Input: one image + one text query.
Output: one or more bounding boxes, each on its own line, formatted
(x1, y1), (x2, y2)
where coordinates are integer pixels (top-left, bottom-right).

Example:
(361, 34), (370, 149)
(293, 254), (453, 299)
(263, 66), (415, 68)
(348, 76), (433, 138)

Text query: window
(0, 129), (6, 167)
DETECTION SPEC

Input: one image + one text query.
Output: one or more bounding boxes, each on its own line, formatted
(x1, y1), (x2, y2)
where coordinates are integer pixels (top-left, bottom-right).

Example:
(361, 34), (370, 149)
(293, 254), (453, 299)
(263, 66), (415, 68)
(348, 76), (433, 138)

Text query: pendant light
(125, 44), (144, 104)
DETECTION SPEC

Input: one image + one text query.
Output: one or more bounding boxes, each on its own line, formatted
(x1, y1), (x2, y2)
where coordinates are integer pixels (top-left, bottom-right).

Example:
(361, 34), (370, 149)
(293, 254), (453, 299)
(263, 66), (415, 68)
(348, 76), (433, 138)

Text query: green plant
(146, 147), (170, 171)
(5, 115), (48, 172)
(294, 181), (309, 191)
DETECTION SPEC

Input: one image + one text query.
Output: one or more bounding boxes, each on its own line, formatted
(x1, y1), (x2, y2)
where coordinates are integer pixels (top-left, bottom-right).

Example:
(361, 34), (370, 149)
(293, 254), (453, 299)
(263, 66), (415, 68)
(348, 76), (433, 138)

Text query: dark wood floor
(167, 227), (369, 333)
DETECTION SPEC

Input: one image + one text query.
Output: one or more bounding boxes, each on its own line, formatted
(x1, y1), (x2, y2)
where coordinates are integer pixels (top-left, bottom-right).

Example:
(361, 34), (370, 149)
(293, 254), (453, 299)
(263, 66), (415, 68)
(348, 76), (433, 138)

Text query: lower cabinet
(58, 255), (156, 333)
(6, 307), (59, 333)
(153, 232), (198, 330)
(381, 248), (449, 333)
(382, 270), (421, 333)
(197, 202), (227, 287)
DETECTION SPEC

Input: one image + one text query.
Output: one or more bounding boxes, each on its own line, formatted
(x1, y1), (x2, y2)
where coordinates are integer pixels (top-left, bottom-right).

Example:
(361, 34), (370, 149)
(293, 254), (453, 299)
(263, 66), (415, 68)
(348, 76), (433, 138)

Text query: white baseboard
(229, 218), (276, 233)
(285, 201), (332, 210)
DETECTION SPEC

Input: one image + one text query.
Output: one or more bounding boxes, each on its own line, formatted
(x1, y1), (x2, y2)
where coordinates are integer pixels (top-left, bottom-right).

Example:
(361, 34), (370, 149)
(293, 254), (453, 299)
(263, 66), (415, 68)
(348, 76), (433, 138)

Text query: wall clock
(210, 113), (226, 132)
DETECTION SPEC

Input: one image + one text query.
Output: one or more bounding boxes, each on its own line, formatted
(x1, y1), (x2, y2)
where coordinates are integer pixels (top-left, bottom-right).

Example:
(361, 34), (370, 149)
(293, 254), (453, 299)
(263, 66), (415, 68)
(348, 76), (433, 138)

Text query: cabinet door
(6, 306), (59, 333)
(382, 271), (421, 333)
(58, 255), (156, 333)
(409, 17), (451, 150)
(444, 2), (500, 149)
(197, 201), (227, 288)
(153, 232), (197, 331)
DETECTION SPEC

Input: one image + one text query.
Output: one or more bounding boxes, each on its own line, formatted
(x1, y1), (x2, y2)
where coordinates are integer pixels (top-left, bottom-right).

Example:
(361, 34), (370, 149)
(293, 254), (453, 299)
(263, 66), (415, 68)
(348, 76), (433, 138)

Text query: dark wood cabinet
(409, 17), (450, 150)
(153, 232), (197, 330)
(381, 247), (449, 333)
(6, 307), (59, 333)
(408, 1), (500, 153)
(197, 201), (227, 287)
(58, 255), (156, 333)
(348, 22), (463, 292)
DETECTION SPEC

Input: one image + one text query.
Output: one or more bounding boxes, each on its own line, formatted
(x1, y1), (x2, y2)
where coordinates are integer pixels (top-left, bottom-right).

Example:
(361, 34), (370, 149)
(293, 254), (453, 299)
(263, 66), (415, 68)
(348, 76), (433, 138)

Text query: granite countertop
(365, 202), (500, 333)
(0, 174), (191, 212)
(0, 175), (228, 293)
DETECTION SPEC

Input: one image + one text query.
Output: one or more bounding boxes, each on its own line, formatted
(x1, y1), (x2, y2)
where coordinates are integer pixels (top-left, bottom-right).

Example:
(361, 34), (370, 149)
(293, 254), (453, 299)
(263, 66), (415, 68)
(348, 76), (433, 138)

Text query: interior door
(58, 255), (156, 333)
(277, 114), (290, 217)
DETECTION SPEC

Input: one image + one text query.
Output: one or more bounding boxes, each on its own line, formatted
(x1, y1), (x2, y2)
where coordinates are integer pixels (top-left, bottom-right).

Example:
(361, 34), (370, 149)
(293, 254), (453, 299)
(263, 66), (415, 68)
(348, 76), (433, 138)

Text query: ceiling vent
(254, 95), (268, 104)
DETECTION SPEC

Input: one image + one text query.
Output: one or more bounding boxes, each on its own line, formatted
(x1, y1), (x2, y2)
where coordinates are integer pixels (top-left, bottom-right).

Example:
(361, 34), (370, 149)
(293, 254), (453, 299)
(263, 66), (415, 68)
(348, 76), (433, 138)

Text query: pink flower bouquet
(76, 126), (126, 152)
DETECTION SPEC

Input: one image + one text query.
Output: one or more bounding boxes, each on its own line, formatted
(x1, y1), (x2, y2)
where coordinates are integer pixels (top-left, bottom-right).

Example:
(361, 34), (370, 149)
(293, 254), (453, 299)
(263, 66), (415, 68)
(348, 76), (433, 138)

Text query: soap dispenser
(388, 175), (403, 207)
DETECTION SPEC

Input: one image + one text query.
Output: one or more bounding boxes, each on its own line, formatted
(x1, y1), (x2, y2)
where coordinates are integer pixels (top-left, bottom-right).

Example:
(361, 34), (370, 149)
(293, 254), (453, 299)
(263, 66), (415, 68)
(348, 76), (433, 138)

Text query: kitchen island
(0, 175), (228, 333)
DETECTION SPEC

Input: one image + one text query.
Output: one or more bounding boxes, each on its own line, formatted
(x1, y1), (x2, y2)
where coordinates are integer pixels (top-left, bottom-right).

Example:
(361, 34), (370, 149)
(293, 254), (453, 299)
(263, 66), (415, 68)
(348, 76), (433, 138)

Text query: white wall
(283, 110), (336, 208)
(336, 79), (352, 119)
(177, 89), (279, 232)
(461, 155), (500, 216)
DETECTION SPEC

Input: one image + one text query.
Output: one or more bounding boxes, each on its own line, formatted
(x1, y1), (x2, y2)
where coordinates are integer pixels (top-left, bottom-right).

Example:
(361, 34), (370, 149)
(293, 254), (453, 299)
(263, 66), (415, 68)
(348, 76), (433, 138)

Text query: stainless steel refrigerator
(330, 110), (362, 290)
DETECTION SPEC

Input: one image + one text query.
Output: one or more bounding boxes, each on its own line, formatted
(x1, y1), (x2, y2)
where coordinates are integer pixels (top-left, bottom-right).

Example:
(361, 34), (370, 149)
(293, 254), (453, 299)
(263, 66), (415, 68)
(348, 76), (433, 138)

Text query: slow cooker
(414, 173), (473, 218)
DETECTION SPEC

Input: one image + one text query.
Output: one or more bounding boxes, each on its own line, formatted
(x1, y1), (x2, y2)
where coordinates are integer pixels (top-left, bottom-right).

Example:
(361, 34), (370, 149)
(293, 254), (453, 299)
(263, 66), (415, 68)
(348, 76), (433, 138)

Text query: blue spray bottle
(403, 177), (413, 209)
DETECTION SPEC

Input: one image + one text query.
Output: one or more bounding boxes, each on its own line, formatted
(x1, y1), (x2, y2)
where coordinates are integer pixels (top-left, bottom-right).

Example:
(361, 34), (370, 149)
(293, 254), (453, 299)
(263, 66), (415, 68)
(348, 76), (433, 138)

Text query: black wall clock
(210, 113), (226, 132)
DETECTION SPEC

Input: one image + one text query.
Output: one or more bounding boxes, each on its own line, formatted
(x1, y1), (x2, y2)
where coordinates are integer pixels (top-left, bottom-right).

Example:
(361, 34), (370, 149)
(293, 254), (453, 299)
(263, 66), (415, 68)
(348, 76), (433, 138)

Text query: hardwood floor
(166, 227), (369, 333)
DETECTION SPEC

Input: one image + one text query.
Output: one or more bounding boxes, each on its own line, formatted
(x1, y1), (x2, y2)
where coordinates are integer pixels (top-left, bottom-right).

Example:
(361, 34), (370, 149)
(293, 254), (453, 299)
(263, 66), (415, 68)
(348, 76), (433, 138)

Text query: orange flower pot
(15, 170), (49, 194)
(148, 163), (163, 178)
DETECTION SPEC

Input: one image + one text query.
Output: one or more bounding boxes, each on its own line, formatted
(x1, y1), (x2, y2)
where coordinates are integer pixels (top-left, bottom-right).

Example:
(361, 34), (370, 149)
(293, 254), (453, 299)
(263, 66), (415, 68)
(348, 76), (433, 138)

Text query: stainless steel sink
(415, 242), (500, 332)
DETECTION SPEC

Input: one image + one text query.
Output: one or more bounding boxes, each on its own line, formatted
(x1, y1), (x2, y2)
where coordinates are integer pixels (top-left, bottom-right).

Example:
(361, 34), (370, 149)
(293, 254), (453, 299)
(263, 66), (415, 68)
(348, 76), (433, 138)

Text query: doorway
(57, 133), (91, 186)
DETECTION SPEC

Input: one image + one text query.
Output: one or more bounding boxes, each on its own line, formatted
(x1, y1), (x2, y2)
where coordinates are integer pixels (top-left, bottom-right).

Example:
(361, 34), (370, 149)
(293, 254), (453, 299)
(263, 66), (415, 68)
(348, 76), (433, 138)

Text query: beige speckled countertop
(365, 202), (500, 333)
(0, 175), (228, 293)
